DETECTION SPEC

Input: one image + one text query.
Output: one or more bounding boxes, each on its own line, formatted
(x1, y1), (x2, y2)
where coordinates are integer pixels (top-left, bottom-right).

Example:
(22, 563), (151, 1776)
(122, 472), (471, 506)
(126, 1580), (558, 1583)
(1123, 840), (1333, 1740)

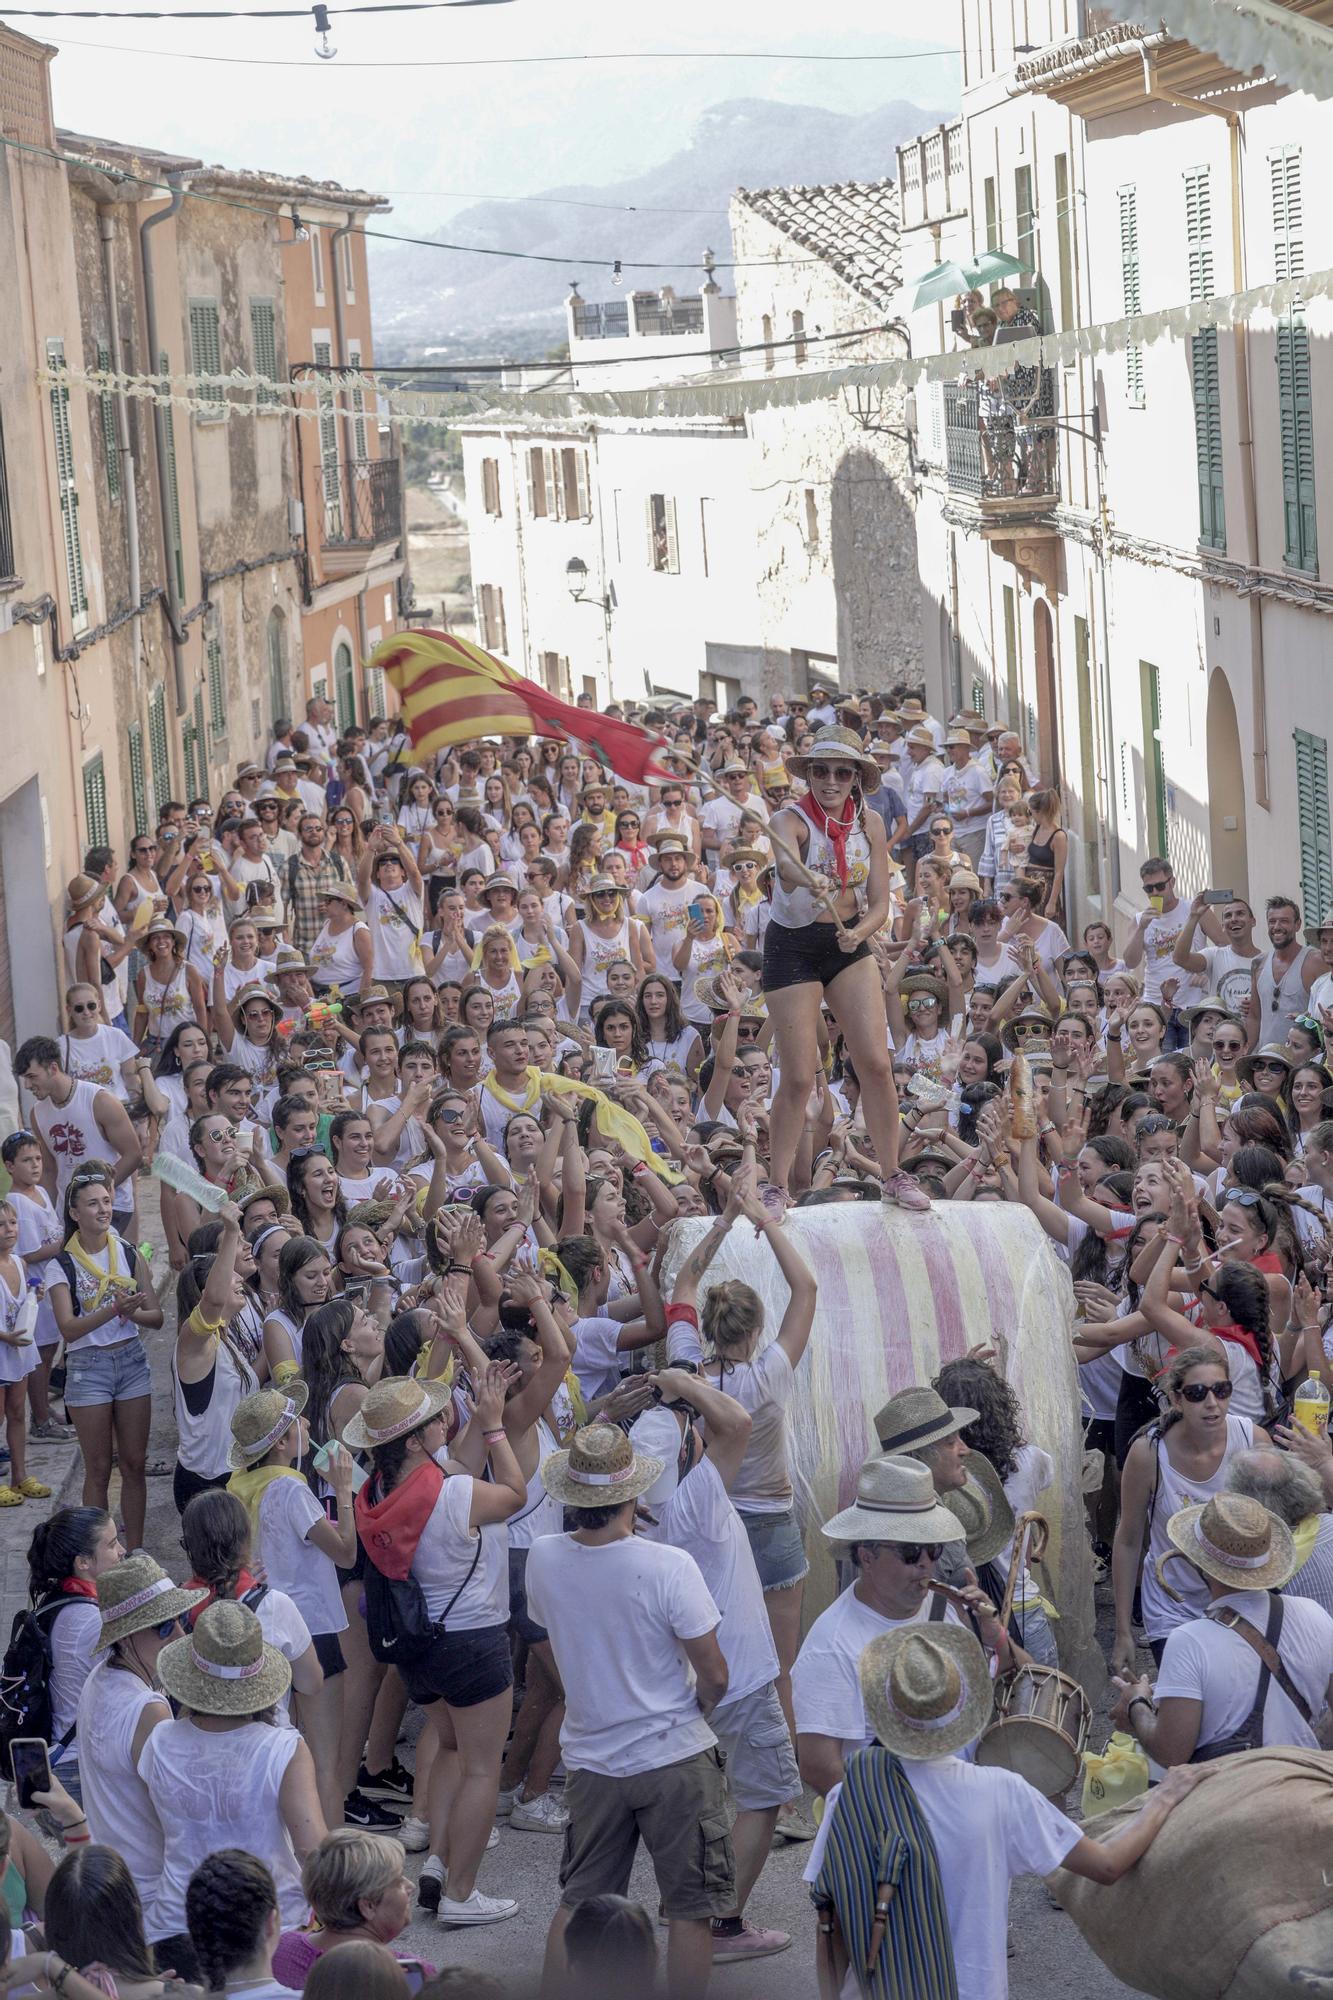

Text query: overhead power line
(39, 30), (959, 68)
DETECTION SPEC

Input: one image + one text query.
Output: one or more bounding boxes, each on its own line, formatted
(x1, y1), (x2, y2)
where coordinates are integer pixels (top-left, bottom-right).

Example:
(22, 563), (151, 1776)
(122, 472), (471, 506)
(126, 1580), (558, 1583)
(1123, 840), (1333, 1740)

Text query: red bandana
(184, 1569), (260, 1625)
(796, 791), (856, 887)
(60, 1578), (99, 1601)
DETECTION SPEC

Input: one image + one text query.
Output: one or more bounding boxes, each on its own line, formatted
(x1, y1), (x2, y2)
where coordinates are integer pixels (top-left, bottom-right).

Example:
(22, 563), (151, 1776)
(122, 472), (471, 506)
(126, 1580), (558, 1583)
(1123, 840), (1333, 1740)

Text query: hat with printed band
(1161, 1491), (1295, 1594)
(821, 1453), (967, 1548)
(156, 1598), (292, 1716)
(93, 1554), (207, 1652)
(540, 1422), (664, 1509)
(860, 1626), (993, 1761)
(229, 1382), (309, 1468)
(340, 1374), (454, 1452)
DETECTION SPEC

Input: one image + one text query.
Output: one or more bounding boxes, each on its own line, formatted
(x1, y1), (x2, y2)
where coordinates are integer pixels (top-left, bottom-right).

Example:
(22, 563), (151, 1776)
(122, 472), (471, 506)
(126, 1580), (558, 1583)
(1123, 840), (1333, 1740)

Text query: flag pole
(667, 751), (855, 940)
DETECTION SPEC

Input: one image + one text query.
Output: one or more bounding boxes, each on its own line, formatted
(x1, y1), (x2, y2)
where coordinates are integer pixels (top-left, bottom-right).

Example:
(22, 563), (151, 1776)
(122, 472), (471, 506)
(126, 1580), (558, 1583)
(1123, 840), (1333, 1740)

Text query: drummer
(790, 1456), (1015, 1802)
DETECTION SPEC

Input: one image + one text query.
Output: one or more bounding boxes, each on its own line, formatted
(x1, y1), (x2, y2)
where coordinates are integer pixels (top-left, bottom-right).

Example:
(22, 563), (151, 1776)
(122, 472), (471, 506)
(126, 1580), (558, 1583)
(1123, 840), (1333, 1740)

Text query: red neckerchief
(1210, 1322), (1265, 1375)
(795, 790), (856, 887)
(184, 1569), (259, 1625)
(60, 1578), (98, 1601)
(354, 1458), (445, 1580)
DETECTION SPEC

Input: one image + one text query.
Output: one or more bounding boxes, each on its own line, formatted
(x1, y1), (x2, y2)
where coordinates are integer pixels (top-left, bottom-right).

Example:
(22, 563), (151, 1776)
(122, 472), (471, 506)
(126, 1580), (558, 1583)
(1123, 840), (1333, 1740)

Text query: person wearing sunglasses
(1247, 894), (1323, 1051)
(763, 728), (929, 1212)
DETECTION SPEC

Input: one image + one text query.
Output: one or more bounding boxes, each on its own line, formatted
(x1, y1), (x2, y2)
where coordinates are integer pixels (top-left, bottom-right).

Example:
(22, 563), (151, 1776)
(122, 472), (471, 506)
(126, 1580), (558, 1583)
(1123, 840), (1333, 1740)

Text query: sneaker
(510, 1789), (569, 1834)
(711, 1920), (792, 1962)
(17, 1477), (50, 1499)
(358, 1756), (413, 1800)
(437, 1889), (519, 1928)
(398, 1815), (429, 1853)
(30, 1419), (74, 1442)
(773, 1803), (817, 1842)
(495, 1784), (520, 1820)
(0, 1486), (23, 1508)
(416, 1855), (444, 1913)
(343, 1790), (403, 1830)
(881, 1170), (931, 1212)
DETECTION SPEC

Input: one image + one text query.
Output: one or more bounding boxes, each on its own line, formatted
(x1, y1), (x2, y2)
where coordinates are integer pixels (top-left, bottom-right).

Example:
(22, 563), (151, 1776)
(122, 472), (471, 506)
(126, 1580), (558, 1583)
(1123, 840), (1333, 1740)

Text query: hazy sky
(43, 3), (961, 238)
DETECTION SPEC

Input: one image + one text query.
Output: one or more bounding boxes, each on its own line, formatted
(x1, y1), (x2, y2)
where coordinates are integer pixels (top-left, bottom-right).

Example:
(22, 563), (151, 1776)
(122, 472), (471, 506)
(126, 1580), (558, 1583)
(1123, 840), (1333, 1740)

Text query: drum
(975, 1664), (1091, 1798)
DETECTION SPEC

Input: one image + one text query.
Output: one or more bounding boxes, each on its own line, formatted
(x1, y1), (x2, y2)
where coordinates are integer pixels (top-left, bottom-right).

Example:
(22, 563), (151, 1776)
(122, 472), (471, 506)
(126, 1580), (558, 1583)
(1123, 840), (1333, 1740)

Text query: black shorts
(402, 1623), (513, 1710)
(172, 1462), (230, 1517)
(312, 1629), (347, 1678)
(762, 917), (870, 994)
(508, 1546), (549, 1647)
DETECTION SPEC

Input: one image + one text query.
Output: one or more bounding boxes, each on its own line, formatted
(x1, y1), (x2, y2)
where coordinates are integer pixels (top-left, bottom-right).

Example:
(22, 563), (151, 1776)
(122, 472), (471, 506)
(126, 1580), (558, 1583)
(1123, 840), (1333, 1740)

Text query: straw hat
(229, 1382), (309, 1469)
(578, 778), (611, 800)
(540, 1422), (664, 1510)
(274, 945), (309, 976)
(351, 985), (394, 1013)
(1000, 1005), (1056, 1052)
(1186, 994), (1233, 1029)
(875, 1385), (978, 1455)
(1236, 1042), (1294, 1088)
(341, 1374), (454, 1452)
(866, 739), (898, 760)
(901, 973), (948, 1012)
(1163, 1491), (1296, 1593)
(904, 726), (938, 751)
(898, 697), (928, 720)
(821, 1454), (967, 1549)
(234, 1182), (291, 1221)
(715, 761), (751, 781)
(725, 846), (769, 868)
(141, 917), (186, 953)
(481, 873), (519, 900)
(860, 1626), (994, 1762)
(940, 1453), (1015, 1567)
(943, 730), (974, 749)
(156, 1598), (292, 1717)
(586, 875), (624, 900)
(323, 884), (364, 915)
(93, 1554), (207, 1653)
(250, 910), (284, 933)
(649, 833), (691, 858)
(231, 980), (281, 1018)
(66, 873), (105, 914)
(786, 727), (880, 790)
(949, 870), (981, 895)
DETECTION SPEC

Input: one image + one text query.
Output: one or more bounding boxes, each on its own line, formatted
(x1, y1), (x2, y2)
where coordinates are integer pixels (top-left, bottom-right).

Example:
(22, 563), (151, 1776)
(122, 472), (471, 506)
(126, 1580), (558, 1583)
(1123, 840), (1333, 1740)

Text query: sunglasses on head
(1225, 1188), (1265, 1207)
(1179, 1378), (1233, 1403)
(885, 1541), (944, 1564)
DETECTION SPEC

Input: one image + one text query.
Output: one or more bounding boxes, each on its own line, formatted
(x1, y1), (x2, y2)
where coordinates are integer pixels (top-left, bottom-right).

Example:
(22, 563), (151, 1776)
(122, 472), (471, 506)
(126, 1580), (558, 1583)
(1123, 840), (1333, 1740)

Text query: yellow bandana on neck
(1291, 1512), (1322, 1573)
(227, 1461), (307, 1542)
(64, 1232), (135, 1312)
(484, 1066), (683, 1183)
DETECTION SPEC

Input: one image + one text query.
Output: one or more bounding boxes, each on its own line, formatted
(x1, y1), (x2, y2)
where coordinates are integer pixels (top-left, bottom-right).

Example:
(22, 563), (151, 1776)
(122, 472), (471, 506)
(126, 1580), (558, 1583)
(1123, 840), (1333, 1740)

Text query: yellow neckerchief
(64, 1231), (135, 1311)
(227, 1460), (306, 1542)
(733, 884), (762, 909)
(271, 1358), (303, 1390)
(1291, 1511), (1322, 1573)
(482, 1067), (544, 1115)
(485, 1066), (684, 1182)
(469, 931), (523, 977)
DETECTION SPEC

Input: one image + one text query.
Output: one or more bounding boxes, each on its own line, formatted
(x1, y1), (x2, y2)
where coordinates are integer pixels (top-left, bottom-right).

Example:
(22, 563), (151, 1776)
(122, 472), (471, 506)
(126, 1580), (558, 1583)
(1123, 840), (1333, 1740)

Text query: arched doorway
(1206, 668), (1249, 900)
(1032, 598), (1060, 788)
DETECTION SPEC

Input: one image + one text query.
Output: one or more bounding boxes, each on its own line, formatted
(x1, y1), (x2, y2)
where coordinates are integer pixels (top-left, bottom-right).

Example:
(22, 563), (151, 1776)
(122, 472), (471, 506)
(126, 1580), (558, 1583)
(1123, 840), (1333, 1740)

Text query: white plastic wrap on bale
(661, 1201), (1101, 1693)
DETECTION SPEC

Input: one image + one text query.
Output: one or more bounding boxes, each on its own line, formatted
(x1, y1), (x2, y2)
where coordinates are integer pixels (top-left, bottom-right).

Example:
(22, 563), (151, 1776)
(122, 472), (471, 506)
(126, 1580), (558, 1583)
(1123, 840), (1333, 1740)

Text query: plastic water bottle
(136, 1241), (155, 1264)
(1293, 1374), (1330, 1438)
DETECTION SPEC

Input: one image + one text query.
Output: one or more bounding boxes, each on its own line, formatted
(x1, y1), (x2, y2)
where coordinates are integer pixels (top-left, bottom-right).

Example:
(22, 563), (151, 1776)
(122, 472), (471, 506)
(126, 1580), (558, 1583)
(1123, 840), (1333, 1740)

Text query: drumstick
(669, 752), (855, 938)
(996, 1511), (1049, 1638)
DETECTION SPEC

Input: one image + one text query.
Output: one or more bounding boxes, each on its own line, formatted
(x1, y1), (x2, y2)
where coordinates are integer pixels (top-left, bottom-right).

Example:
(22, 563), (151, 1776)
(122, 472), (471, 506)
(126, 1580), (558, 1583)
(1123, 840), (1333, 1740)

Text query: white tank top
(1254, 948), (1309, 1042)
(138, 1718), (306, 1932)
(75, 1662), (167, 1935)
(769, 805), (871, 928)
(1140, 1413), (1254, 1641)
(172, 1327), (259, 1479)
(140, 966), (192, 1040)
(578, 915), (631, 1005)
(32, 1081), (117, 1204)
(308, 920), (369, 990)
(507, 1416), (562, 1549)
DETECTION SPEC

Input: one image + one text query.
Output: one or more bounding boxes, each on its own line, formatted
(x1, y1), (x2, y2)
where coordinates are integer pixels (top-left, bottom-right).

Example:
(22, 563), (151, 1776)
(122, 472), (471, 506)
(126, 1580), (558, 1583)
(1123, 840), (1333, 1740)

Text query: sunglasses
(69, 1002), (99, 1016)
(203, 1128), (231, 1144)
(1225, 1188), (1266, 1207)
(1143, 880), (1170, 895)
(1213, 1039), (1243, 1055)
(153, 1617), (183, 1640)
(809, 764), (857, 782)
(885, 1542), (944, 1564)
(1179, 1379), (1233, 1403)
(1252, 1061), (1287, 1075)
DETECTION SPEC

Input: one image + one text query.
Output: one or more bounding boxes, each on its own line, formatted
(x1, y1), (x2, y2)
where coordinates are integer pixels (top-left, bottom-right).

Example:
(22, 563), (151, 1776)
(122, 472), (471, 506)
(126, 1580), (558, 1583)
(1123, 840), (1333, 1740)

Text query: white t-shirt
(366, 883), (425, 981)
(702, 1344), (794, 1514)
(412, 1473), (508, 1629)
(1138, 905), (1206, 1008)
(645, 1454), (778, 1704)
(63, 1026), (139, 1100)
(939, 759), (991, 833)
(570, 1314), (626, 1402)
(251, 1585), (314, 1727)
(1200, 943), (1260, 1020)
(792, 1585), (964, 1763)
(256, 1474), (348, 1636)
(526, 1533), (720, 1777)
(639, 877), (707, 965)
(1154, 1588), (1333, 1754)
(805, 1758), (1081, 2000)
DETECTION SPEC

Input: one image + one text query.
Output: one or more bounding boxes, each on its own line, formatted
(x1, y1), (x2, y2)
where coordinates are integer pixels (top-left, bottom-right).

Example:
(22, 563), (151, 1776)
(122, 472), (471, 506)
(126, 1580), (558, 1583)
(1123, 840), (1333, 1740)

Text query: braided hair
(185, 1847), (278, 1991)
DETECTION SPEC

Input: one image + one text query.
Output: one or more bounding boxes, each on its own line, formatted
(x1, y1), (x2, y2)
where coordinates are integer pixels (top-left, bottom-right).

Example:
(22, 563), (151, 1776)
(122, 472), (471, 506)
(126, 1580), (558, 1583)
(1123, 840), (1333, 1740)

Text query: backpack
(0, 1600), (77, 1772)
(361, 1534), (480, 1667)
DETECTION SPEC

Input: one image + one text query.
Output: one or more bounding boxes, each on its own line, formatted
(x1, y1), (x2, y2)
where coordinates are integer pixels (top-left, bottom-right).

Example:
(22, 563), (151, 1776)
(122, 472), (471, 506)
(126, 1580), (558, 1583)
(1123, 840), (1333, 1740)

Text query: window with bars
(1118, 188), (1144, 408)
(1296, 729), (1333, 922)
(1272, 147), (1317, 574)
(46, 339), (88, 627)
(148, 685), (170, 815)
(250, 299), (280, 410)
(160, 353), (185, 599)
(82, 752), (109, 848)
(0, 406), (14, 583)
(96, 341), (121, 499)
(1184, 168), (1225, 550)
(127, 721), (148, 836)
(207, 633), (228, 740)
(188, 300), (225, 422)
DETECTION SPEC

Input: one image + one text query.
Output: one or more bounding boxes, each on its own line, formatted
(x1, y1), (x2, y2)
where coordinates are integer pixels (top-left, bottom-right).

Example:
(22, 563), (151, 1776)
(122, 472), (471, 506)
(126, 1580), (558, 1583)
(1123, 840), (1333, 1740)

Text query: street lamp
(565, 557), (612, 613)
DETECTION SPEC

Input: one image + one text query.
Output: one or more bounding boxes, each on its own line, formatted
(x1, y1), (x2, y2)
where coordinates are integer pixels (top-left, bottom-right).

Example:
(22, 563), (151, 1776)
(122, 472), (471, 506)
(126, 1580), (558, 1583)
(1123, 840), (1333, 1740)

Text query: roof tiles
(733, 178), (902, 306)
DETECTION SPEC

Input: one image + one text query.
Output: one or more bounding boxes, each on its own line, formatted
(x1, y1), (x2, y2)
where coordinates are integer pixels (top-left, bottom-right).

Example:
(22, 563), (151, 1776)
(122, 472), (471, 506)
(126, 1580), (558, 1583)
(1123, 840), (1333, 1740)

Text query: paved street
(0, 1173), (1143, 1998)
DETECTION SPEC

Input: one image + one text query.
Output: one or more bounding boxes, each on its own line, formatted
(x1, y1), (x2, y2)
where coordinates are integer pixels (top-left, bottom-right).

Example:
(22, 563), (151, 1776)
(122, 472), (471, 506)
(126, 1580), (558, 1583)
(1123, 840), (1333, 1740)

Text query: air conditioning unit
(287, 498), (305, 539)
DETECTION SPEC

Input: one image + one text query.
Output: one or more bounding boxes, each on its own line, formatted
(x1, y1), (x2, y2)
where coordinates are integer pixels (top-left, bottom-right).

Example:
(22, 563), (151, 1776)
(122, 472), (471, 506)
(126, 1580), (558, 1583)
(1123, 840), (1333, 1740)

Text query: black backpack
(0, 1600), (77, 1773)
(362, 1534), (480, 1666)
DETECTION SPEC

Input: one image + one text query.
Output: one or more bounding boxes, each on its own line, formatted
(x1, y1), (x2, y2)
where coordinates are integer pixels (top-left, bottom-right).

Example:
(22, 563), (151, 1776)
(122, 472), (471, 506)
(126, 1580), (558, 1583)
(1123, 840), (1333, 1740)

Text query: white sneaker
(510, 1789), (569, 1833)
(495, 1784), (520, 1820)
(437, 1889), (519, 1928)
(398, 1815), (429, 1852)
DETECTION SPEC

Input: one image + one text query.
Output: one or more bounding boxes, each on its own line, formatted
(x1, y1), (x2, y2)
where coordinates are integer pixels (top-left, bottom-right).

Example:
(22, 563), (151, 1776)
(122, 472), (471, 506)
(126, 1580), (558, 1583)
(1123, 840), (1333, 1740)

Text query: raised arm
(734, 1179), (816, 1367)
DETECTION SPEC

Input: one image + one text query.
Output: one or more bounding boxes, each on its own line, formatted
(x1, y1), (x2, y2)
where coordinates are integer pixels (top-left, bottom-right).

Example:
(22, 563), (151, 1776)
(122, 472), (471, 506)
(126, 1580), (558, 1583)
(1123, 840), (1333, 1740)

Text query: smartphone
(10, 1737), (51, 1810)
(591, 1046), (618, 1082)
(687, 901), (705, 927)
(1203, 889), (1235, 905)
(950, 306), (968, 332)
(315, 1069), (346, 1111)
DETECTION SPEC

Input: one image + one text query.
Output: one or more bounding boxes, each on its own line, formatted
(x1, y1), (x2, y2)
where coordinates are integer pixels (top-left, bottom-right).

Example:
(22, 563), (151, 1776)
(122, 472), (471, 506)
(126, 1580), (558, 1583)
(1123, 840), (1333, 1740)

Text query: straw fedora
(904, 726), (938, 751)
(341, 1374), (454, 1452)
(860, 1626), (994, 1762)
(540, 1422), (664, 1510)
(66, 873), (105, 914)
(481, 873), (519, 901)
(875, 1385), (978, 1456)
(234, 1182), (292, 1221)
(786, 727), (880, 791)
(943, 730), (974, 750)
(649, 833), (691, 859)
(274, 946), (309, 977)
(1186, 993), (1235, 1029)
(1236, 1042), (1294, 1089)
(350, 985), (395, 1013)
(725, 847), (769, 869)
(586, 874), (625, 900)
(323, 884), (365, 916)
(141, 917), (187, 955)
(1162, 1492), (1296, 1594)
(231, 980), (281, 1019)
(229, 1382), (309, 1469)
(156, 1599), (292, 1717)
(940, 1453), (1015, 1567)
(821, 1454), (967, 1549)
(898, 697), (929, 721)
(93, 1553), (207, 1653)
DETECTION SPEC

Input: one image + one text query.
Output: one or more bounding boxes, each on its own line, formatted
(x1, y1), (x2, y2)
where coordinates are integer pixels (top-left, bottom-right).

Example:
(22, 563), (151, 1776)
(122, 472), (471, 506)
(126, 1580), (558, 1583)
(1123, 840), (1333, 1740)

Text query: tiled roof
(733, 179), (902, 305)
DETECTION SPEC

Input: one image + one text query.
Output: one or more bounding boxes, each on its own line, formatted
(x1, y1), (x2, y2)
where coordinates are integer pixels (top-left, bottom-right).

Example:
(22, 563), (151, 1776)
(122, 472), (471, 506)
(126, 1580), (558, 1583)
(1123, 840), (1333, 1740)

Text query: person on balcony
(992, 288), (1056, 495)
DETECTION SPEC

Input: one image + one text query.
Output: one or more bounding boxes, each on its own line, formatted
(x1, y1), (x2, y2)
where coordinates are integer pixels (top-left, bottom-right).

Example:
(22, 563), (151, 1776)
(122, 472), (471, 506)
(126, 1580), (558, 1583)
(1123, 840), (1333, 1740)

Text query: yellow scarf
(482, 1066), (683, 1183)
(469, 931), (523, 978)
(1291, 1512), (1322, 1573)
(64, 1232), (136, 1312)
(227, 1461), (307, 1542)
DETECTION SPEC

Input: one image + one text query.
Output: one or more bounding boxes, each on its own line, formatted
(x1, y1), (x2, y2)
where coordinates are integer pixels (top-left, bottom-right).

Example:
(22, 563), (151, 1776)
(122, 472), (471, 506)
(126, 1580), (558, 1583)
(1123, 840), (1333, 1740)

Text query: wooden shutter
(645, 497), (658, 566)
(1295, 729), (1333, 920)
(46, 338), (88, 623)
(575, 449), (590, 519)
(250, 299), (280, 409)
(207, 633), (227, 740)
(1118, 188), (1143, 407)
(495, 588), (508, 654)
(127, 721), (148, 836)
(96, 341), (121, 499)
(347, 344), (368, 462)
(313, 340), (342, 538)
(1272, 148), (1317, 573)
(82, 753), (108, 848)
(542, 449), (560, 521)
(664, 498), (680, 574)
(148, 685), (170, 814)
(188, 300), (224, 421)
(267, 612), (287, 724)
(365, 665), (386, 719)
(525, 448), (541, 516)
(1184, 169), (1224, 549)
(334, 640), (356, 731)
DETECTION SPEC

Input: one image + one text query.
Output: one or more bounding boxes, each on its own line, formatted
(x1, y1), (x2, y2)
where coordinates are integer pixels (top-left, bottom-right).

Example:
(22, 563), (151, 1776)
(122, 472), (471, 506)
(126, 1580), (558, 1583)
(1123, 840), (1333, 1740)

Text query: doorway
(1032, 598), (1060, 789)
(1206, 668), (1249, 901)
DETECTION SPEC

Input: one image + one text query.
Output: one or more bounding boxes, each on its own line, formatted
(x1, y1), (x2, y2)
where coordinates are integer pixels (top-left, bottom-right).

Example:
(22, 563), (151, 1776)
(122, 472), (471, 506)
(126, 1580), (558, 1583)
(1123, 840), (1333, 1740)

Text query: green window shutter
(1184, 170), (1224, 549)
(1272, 148), (1317, 573)
(97, 341), (121, 501)
(188, 299), (225, 421)
(1118, 187), (1144, 408)
(148, 685), (170, 815)
(249, 298), (280, 410)
(82, 753), (108, 848)
(127, 721), (148, 836)
(160, 353), (185, 600)
(1014, 165), (1035, 274)
(334, 639), (357, 731)
(314, 340), (342, 538)
(1139, 662), (1168, 858)
(0, 406), (14, 582)
(207, 633), (227, 741)
(1002, 584), (1019, 730)
(1295, 729), (1333, 922)
(45, 338), (88, 623)
(266, 611), (288, 725)
(182, 689), (209, 804)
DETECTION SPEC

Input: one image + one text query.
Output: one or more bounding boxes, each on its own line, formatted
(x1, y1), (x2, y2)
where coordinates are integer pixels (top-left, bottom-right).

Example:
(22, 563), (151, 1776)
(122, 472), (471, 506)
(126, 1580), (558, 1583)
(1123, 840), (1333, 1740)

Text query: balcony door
(1032, 598), (1060, 791)
(334, 640), (357, 732)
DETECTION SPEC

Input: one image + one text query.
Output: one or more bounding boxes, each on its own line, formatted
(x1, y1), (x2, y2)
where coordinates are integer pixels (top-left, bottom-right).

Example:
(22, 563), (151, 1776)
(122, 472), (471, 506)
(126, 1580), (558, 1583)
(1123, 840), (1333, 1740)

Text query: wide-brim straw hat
(541, 1421), (664, 1510)
(901, 973), (948, 1011)
(1000, 1006), (1056, 1051)
(649, 832), (691, 858)
(940, 1453), (1015, 1567)
(235, 1182), (291, 1221)
(141, 917), (187, 954)
(875, 1385), (978, 1456)
(231, 980), (281, 1018)
(786, 727), (880, 790)
(586, 874), (624, 899)
(66, 873), (104, 914)
(725, 847), (769, 868)
(275, 947), (309, 975)
(822, 1453), (967, 1549)
(943, 730), (974, 749)
(229, 1381), (309, 1469)
(341, 1374), (454, 1452)
(1164, 1492), (1296, 1593)
(1236, 1042), (1295, 1087)
(323, 885), (364, 915)
(1187, 993), (1233, 1028)
(156, 1598), (292, 1717)
(860, 1625), (994, 1762)
(904, 726), (939, 750)
(93, 1553), (208, 1652)
(481, 873), (518, 900)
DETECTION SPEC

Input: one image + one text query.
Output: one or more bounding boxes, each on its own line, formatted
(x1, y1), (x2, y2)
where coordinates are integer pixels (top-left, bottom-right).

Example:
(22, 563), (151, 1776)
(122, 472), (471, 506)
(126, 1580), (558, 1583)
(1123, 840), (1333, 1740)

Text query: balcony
(943, 375), (1061, 593)
(631, 292), (704, 337)
(322, 456), (402, 564)
(895, 120), (966, 232)
(571, 300), (630, 340)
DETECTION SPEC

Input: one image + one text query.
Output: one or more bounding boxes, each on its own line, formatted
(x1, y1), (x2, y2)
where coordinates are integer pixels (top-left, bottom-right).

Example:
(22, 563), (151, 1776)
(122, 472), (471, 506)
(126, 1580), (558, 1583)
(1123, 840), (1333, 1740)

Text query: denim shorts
(64, 1337), (152, 1408)
(739, 1506), (809, 1592)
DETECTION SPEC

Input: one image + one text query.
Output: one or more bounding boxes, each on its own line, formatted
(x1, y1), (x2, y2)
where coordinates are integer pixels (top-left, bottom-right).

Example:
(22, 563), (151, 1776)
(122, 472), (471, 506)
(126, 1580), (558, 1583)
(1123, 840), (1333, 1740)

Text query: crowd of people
(0, 681), (1331, 1998)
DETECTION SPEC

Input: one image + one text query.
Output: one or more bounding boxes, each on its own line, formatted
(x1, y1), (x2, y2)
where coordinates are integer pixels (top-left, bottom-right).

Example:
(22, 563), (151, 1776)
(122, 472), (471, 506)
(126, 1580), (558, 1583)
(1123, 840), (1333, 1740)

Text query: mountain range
(369, 95), (942, 358)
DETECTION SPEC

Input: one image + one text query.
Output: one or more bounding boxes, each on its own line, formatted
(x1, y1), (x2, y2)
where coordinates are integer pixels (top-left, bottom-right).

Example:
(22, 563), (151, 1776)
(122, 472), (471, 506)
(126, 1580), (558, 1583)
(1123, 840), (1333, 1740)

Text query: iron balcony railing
(571, 300), (630, 340)
(943, 375), (1060, 502)
(323, 456), (402, 547)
